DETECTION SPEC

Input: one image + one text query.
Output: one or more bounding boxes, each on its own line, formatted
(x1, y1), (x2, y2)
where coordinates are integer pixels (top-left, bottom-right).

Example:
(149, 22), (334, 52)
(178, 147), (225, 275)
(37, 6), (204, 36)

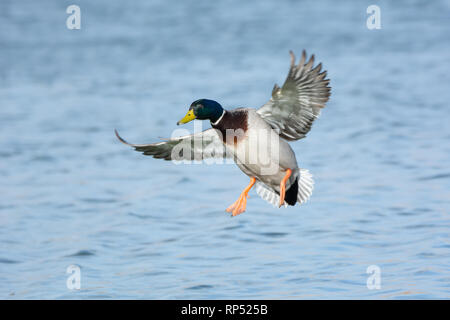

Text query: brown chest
(212, 110), (248, 145)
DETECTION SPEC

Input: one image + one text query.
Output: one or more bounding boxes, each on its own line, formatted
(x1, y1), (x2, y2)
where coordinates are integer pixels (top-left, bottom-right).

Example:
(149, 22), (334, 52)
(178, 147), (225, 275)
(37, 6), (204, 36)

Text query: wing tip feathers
(115, 129), (132, 146)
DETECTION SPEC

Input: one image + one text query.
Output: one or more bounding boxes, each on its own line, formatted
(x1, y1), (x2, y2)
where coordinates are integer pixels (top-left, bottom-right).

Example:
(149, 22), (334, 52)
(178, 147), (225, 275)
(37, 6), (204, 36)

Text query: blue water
(1, 0), (449, 299)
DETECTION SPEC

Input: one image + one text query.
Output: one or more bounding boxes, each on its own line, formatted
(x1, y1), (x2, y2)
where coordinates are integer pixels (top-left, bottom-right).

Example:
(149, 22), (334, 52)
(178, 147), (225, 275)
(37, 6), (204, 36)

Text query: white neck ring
(211, 110), (226, 125)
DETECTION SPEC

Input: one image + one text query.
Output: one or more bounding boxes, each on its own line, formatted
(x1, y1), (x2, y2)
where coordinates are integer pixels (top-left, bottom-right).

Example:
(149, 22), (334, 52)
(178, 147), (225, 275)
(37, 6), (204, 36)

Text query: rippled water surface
(1, 0), (449, 299)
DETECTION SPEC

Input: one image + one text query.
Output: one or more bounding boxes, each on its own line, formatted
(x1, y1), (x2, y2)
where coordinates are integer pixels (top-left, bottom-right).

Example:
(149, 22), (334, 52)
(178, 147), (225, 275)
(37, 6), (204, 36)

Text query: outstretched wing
(115, 128), (230, 161)
(257, 50), (331, 141)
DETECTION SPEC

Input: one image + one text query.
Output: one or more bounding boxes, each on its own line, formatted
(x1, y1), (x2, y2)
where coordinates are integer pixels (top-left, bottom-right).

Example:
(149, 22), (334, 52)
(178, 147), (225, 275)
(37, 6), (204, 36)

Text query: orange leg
(279, 169), (292, 207)
(226, 177), (256, 216)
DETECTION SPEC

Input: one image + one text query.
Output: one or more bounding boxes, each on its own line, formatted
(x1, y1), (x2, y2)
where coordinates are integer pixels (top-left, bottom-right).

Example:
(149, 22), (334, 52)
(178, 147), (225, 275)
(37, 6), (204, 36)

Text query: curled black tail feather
(284, 177), (298, 206)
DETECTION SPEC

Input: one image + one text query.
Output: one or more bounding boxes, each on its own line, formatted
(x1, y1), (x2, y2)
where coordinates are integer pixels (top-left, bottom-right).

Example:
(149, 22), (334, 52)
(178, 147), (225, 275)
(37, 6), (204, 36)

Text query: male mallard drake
(116, 51), (331, 216)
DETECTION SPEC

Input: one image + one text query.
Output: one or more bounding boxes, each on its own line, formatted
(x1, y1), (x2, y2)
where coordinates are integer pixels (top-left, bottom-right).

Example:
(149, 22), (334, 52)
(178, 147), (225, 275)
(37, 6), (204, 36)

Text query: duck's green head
(177, 99), (224, 125)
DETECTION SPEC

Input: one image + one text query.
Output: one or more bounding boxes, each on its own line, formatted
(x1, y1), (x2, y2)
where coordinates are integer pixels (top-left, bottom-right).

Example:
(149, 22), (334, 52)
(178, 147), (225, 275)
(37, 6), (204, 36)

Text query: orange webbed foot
(226, 177), (256, 216)
(279, 169), (292, 207)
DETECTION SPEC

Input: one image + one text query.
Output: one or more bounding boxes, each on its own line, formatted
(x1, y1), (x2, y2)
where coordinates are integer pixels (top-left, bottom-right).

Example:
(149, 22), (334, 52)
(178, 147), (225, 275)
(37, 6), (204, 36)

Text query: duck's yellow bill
(177, 109), (196, 125)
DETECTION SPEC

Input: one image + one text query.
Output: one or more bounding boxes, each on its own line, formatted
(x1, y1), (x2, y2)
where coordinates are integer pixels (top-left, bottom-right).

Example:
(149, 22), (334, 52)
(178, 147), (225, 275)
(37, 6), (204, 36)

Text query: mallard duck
(116, 51), (331, 216)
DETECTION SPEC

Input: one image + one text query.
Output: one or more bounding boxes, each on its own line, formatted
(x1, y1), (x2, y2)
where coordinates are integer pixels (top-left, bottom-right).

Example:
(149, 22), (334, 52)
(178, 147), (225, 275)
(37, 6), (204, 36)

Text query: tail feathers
(254, 168), (314, 208)
(255, 181), (288, 208)
(297, 168), (314, 204)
